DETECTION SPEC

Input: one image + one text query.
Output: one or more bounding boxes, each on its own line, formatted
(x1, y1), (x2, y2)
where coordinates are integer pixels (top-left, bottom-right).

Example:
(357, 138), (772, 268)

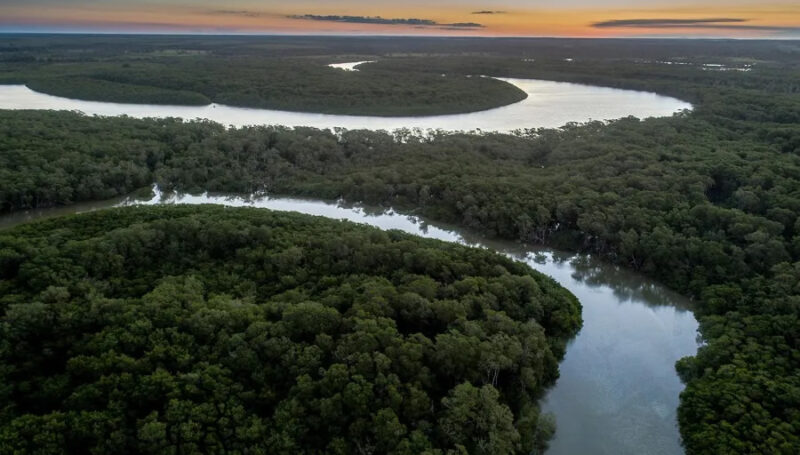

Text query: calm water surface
(0, 188), (700, 455)
(0, 77), (691, 133)
(328, 61), (376, 71)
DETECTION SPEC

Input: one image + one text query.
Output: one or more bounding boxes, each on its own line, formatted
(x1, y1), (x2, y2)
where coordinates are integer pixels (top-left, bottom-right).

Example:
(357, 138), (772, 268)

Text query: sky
(1, 0), (799, 38)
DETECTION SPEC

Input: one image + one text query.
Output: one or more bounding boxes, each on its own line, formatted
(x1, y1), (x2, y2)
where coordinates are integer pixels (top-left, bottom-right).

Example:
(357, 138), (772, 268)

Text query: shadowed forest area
(1, 36), (800, 454)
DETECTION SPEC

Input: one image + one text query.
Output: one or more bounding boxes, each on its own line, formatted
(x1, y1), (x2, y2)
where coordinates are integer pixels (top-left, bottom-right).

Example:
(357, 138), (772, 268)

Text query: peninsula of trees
(0, 205), (581, 454)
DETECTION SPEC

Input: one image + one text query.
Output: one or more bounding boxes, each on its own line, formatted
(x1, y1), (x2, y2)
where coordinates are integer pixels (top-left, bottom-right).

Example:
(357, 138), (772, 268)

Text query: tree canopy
(1, 35), (800, 454)
(0, 205), (580, 454)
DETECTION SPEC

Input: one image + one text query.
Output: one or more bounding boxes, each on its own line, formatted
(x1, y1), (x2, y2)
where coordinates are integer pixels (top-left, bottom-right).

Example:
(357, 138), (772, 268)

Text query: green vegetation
(1, 35), (800, 454)
(0, 205), (580, 454)
(0, 37), (528, 115)
(26, 76), (212, 106)
(17, 60), (527, 115)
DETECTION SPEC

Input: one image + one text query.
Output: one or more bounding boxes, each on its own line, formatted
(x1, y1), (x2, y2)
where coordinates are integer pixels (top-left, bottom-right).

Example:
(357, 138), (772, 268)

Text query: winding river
(0, 188), (700, 455)
(0, 63), (700, 452)
(0, 71), (691, 133)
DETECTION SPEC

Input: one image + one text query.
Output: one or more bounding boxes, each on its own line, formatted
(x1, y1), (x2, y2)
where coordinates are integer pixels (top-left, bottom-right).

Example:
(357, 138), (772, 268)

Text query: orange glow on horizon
(1, 3), (798, 38)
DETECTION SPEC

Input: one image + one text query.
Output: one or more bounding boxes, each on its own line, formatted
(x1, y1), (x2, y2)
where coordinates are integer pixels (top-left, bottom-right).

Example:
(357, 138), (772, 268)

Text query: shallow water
(0, 188), (699, 454)
(328, 61), (375, 71)
(0, 78), (691, 133)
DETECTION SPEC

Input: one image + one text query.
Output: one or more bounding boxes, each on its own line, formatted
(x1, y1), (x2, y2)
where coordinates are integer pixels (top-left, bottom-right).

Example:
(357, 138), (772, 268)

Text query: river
(0, 77), (691, 133)
(0, 187), (699, 455)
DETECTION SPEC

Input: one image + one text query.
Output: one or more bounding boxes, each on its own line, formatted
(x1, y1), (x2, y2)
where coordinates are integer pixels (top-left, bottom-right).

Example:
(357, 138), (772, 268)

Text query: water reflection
(328, 61), (375, 71)
(0, 187), (699, 455)
(0, 78), (691, 133)
(567, 256), (694, 311)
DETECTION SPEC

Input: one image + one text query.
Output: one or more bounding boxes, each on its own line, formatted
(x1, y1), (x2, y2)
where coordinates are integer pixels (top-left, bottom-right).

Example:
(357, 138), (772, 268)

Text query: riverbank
(0, 187), (700, 454)
(0, 76), (688, 132)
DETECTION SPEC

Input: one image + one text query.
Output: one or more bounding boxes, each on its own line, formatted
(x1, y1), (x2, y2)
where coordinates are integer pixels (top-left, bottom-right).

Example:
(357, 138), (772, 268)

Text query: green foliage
(1, 35), (800, 454)
(26, 76), (212, 106)
(0, 205), (581, 454)
(2, 57), (526, 116)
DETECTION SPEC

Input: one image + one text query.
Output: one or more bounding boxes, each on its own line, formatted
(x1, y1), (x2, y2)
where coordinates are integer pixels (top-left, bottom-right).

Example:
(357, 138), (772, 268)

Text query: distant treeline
(4, 34), (798, 117)
(1, 34), (797, 61)
(1, 36), (800, 454)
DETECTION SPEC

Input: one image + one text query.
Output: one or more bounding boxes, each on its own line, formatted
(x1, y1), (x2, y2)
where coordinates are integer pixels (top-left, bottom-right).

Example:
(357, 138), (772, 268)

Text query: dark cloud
(289, 15), (483, 28)
(591, 18), (800, 34)
(210, 10), (264, 18)
(446, 22), (485, 28)
(289, 15), (437, 26)
(592, 18), (746, 28)
(471, 11), (507, 15)
(641, 24), (800, 33)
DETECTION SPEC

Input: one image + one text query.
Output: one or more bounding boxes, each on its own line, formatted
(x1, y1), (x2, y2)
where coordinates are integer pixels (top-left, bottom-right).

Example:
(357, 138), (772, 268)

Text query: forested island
(1, 36), (800, 454)
(0, 205), (580, 454)
(0, 36), (528, 116)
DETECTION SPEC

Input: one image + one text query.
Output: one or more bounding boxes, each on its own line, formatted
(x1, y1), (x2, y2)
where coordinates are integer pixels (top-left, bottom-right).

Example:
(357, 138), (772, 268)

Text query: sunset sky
(1, 0), (799, 38)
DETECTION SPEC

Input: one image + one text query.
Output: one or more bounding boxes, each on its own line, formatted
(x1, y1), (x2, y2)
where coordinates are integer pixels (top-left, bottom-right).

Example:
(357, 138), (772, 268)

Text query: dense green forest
(0, 205), (581, 454)
(0, 37), (529, 115)
(1, 34), (797, 116)
(1, 36), (800, 454)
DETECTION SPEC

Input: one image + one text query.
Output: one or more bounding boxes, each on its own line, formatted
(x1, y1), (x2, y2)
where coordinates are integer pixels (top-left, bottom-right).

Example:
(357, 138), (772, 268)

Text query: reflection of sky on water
(0, 186), (699, 455)
(0, 77), (691, 133)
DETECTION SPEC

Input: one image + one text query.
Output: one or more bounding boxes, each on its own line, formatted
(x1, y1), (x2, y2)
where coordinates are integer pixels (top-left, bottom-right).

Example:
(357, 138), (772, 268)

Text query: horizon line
(1, 31), (798, 41)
